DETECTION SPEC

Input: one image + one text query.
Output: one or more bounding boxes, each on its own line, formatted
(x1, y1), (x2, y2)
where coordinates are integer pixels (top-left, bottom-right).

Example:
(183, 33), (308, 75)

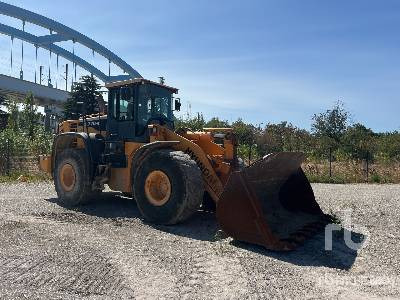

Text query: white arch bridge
(0, 1), (142, 127)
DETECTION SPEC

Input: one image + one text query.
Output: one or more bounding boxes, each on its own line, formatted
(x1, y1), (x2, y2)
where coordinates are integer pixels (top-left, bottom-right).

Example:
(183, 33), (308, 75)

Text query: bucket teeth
(280, 238), (299, 248)
(283, 218), (332, 247)
(291, 234), (307, 243)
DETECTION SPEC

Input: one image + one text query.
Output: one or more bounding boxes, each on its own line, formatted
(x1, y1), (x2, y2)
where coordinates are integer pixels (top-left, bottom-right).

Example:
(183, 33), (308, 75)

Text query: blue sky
(1, 0), (399, 132)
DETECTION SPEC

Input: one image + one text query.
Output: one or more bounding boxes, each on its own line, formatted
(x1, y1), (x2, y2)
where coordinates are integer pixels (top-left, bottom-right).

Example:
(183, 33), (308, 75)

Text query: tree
(232, 119), (256, 146)
(341, 123), (375, 160)
(312, 101), (350, 141)
(0, 95), (52, 159)
(64, 75), (102, 119)
(175, 113), (206, 131)
(376, 132), (400, 162)
(5, 94), (41, 137)
(204, 117), (229, 128)
(257, 122), (315, 154)
(231, 119), (259, 163)
(311, 101), (350, 156)
(20, 93), (40, 138)
(6, 99), (20, 132)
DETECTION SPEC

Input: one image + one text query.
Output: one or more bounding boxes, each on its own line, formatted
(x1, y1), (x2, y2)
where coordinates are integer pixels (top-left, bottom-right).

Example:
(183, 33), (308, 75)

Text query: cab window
(110, 87), (134, 121)
(136, 84), (172, 136)
(119, 87), (134, 121)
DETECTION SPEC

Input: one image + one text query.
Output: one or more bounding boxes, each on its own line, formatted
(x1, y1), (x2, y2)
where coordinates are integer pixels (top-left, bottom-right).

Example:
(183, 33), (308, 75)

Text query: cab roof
(105, 78), (178, 93)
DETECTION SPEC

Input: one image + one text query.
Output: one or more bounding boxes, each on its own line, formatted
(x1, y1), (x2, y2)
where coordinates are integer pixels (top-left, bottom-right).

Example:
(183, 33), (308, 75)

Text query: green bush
(370, 173), (381, 183)
(0, 127), (53, 158)
(0, 95), (53, 159)
(306, 173), (347, 184)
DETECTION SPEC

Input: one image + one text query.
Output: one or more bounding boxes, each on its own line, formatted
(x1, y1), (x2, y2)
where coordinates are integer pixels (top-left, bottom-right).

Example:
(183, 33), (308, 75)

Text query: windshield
(138, 84), (173, 123)
(152, 95), (170, 118)
(136, 84), (173, 135)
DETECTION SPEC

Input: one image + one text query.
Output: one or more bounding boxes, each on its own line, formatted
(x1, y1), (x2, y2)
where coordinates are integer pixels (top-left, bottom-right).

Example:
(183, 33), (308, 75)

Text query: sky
(0, 0), (399, 132)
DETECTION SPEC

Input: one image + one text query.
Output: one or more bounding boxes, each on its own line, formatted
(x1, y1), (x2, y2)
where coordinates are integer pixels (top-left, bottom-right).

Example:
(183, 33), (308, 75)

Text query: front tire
(134, 149), (204, 225)
(54, 149), (94, 206)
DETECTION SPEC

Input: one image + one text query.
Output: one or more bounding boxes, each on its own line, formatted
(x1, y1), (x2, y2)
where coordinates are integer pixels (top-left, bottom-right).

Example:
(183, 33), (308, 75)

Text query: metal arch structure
(0, 1), (142, 83)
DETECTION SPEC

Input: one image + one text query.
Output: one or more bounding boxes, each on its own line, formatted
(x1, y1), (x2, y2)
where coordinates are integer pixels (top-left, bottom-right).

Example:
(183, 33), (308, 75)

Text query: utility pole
(65, 64), (69, 91)
(39, 66), (43, 85)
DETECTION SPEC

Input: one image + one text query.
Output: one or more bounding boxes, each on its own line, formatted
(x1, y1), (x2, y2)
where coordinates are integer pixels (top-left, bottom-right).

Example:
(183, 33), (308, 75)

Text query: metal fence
(243, 144), (398, 183)
(0, 136), (11, 175)
(0, 135), (40, 176)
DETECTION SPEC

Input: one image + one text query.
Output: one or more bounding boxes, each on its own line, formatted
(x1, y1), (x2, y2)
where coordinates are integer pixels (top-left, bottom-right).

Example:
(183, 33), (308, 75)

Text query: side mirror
(174, 98), (181, 111)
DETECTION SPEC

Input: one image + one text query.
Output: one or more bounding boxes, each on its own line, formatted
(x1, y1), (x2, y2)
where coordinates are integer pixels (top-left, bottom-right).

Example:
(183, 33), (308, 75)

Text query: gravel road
(0, 182), (399, 299)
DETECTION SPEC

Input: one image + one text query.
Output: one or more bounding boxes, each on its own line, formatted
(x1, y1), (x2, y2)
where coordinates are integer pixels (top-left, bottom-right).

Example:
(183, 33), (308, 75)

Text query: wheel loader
(39, 78), (331, 251)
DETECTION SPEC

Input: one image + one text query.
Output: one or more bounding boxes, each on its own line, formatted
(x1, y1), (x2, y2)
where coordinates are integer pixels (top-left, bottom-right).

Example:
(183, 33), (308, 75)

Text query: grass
(1, 159), (400, 185)
(0, 171), (51, 183)
(303, 160), (400, 184)
(306, 173), (347, 184)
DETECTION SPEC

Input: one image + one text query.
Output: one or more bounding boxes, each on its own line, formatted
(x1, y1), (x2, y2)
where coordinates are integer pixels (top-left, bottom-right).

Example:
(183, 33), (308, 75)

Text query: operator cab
(105, 78), (179, 143)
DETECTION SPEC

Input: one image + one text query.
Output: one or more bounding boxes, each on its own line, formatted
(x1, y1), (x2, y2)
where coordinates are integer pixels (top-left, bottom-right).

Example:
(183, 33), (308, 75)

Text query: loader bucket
(216, 152), (331, 251)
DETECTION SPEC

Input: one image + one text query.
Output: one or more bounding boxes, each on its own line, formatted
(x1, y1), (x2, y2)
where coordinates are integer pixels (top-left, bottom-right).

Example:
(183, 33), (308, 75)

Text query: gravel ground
(0, 182), (399, 299)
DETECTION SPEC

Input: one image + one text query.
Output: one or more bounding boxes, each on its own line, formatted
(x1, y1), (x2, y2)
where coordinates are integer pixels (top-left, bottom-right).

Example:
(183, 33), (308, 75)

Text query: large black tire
(133, 149), (204, 225)
(54, 148), (94, 206)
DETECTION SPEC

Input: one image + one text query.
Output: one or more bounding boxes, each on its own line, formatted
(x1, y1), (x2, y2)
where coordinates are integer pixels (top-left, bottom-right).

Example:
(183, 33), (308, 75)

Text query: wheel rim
(60, 163), (76, 192)
(145, 170), (171, 206)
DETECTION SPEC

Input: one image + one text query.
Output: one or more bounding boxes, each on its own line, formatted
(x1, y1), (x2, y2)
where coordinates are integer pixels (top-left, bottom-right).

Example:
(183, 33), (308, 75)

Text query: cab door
(105, 86), (136, 167)
(116, 86), (136, 140)
(108, 86), (136, 139)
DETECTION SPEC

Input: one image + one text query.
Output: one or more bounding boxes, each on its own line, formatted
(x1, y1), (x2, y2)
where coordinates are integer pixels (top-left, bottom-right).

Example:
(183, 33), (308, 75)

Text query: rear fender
(52, 132), (102, 177)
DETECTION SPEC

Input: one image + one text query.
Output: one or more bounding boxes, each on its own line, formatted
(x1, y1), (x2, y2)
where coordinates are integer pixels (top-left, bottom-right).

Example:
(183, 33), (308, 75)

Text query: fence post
(329, 147), (332, 178)
(6, 135), (10, 176)
(366, 151), (369, 182)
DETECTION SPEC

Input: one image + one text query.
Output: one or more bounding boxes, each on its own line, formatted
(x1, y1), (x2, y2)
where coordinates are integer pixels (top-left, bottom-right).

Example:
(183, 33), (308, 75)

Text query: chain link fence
(303, 146), (400, 184)
(0, 134), (46, 176)
(240, 143), (400, 184)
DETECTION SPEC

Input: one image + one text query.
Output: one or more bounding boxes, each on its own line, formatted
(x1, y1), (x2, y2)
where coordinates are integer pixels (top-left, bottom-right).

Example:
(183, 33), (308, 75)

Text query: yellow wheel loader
(39, 78), (331, 251)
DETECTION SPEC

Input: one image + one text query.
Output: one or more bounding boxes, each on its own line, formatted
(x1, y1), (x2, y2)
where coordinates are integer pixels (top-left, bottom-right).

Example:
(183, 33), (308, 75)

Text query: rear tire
(134, 149), (204, 224)
(54, 149), (94, 206)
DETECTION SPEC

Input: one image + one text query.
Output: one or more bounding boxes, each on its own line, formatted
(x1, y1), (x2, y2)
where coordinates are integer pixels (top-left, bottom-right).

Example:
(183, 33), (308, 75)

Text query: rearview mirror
(174, 98), (181, 111)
